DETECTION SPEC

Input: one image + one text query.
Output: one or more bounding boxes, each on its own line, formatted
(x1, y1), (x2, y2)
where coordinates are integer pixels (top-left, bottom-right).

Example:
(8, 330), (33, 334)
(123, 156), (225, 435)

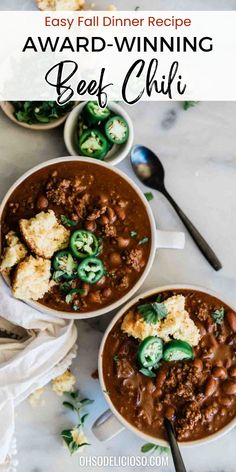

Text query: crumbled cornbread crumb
(52, 370), (76, 396)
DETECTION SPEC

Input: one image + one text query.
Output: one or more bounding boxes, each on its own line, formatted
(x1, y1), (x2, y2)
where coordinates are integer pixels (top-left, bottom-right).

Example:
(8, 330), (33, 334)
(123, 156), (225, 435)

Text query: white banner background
(0, 11), (235, 102)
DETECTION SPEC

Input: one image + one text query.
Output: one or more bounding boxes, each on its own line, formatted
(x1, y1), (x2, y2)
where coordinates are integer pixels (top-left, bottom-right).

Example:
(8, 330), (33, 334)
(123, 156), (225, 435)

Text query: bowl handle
(92, 409), (125, 441)
(156, 229), (185, 250)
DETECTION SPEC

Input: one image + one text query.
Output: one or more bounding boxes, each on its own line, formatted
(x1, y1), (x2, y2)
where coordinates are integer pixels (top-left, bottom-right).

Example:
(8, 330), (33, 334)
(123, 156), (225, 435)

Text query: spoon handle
(164, 418), (187, 472)
(163, 189), (222, 271)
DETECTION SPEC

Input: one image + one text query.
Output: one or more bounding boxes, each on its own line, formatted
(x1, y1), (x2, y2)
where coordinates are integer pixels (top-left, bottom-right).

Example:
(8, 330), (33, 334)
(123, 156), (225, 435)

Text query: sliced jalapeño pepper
(105, 115), (129, 144)
(70, 230), (99, 259)
(77, 257), (104, 284)
(53, 250), (78, 280)
(163, 340), (194, 362)
(138, 336), (163, 368)
(83, 101), (111, 125)
(79, 129), (108, 159)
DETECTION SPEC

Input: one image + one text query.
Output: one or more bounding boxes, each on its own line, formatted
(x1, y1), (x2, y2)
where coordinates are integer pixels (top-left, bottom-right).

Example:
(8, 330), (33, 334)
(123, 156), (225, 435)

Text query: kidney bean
(219, 396), (233, 407)
(85, 220), (97, 232)
(212, 366), (227, 380)
(229, 366), (236, 378)
(205, 377), (218, 396)
(110, 252), (121, 266)
(98, 215), (109, 226)
(88, 291), (102, 304)
(117, 236), (130, 248)
(193, 358), (203, 371)
(36, 195), (48, 210)
(115, 206), (126, 221)
(107, 207), (117, 223)
(223, 380), (236, 395)
(102, 287), (112, 298)
(224, 358), (232, 369)
(156, 370), (166, 388)
(226, 311), (236, 333)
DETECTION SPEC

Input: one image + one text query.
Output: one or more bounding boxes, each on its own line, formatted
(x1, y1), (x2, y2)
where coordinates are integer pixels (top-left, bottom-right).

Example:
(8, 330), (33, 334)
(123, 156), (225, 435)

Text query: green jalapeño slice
(77, 257), (104, 284)
(137, 336), (163, 368)
(53, 250), (78, 280)
(70, 230), (99, 259)
(163, 340), (194, 362)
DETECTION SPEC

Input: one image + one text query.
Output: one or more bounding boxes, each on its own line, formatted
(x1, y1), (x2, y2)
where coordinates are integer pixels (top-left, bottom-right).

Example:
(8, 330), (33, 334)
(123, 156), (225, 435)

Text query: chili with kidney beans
(102, 290), (236, 441)
(1, 161), (151, 312)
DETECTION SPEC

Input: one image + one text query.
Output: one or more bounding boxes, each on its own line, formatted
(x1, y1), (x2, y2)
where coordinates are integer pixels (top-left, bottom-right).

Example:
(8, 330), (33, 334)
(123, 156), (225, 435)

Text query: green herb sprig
(144, 192), (154, 202)
(12, 101), (73, 125)
(138, 298), (167, 324)
(183, 101), (198, 110)
(61, 390), (94, 455)
(211, 307), (225, 325)
(141, 443), (169, 454)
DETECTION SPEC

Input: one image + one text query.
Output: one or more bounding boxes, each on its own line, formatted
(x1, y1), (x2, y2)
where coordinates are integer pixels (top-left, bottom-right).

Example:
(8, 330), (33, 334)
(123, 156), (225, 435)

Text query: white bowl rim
(64, 102), (134, 165)
(98, 283), (236, 448)
(0, 156), (156, 320)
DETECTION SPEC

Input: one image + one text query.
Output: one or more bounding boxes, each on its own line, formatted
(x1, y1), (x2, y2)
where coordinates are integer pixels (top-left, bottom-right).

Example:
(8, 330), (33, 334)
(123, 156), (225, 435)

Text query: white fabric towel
(0, 279), (78, 470)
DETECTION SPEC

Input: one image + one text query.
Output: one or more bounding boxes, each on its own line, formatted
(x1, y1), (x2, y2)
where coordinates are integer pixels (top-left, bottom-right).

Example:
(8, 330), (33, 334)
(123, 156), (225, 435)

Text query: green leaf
(80, 398), (94, 406)
(63, 401), (75, 411)
(141, 443), (169, 454)
(59, 282), (71, 293)
(139, 367), (156, 378)
(183, 101), (198, 110)
(138, 236), (149, 245)
(144, 192), (154, 202)
(61, 215), (77, 227)
(113, 354), (119, 364)
(61, 429), (73, 447)
(52, 270), (65, 282)
(80, 413), (89, 425)
(211, 307), (225, 325)
(155, 445), (170, 454)
(141, 443), (156, 453)
(130, 230), (137, 238)
(138, 301), (167, 324)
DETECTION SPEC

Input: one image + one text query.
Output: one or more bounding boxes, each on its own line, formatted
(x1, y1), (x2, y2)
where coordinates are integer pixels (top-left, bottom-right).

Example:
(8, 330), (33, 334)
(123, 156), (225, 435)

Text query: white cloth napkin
(0, 279), (78, 470)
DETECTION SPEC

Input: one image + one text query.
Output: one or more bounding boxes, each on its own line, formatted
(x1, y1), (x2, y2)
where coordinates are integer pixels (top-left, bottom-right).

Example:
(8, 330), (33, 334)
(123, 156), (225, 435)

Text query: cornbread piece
(19, 210), (69, 259)
(158, 310), (200, 346)
(121, 295), (200, 346)
(52, 370), (76, 396)
(71, 428), (87, 449)
(36, 0), (85, 10)
(12, 256), (51, 301)
(0, 231), (27, 272)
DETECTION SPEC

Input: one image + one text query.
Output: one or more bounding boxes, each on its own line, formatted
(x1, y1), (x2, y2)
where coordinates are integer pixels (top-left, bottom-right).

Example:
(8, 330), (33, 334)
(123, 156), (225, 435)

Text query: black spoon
(164, 418), (187, 472)
(131, 145), (222, 271)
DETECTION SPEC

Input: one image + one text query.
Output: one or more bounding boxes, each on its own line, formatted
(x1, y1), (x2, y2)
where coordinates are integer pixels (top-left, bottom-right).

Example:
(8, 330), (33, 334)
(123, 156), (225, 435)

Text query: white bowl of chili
(0, 157), (184, 319)
(64, 101), (134, 165)
(95, 284), (236, 447)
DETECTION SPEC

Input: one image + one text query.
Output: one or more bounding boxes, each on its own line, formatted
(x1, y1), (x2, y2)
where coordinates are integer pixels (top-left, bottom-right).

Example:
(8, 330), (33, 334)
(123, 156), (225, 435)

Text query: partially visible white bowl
(1, 101), (76, 131)
(64, 102), (134, 165)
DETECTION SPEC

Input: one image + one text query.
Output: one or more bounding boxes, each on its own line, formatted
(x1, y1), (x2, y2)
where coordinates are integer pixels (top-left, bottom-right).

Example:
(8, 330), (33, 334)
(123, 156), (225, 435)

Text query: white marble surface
(0, 1), (236, 472)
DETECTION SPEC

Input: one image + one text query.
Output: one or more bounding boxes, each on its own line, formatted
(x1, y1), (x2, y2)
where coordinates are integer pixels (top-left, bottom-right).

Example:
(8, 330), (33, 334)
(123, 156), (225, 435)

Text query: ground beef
(176, 401), (202, 440)
(123, 248), (143, 272)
